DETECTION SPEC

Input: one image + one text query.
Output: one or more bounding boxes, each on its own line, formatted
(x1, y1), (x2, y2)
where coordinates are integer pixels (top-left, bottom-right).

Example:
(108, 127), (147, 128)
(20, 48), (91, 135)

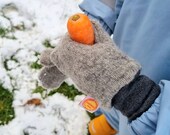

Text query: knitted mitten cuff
(111, 75), (160, 120)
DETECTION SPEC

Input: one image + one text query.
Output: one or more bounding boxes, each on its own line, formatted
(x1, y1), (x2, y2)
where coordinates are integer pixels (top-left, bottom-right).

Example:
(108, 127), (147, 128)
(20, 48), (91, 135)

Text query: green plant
(0, 27), (16, 39)
(86, 111), (96, 120)
(3, 59), (9, 70)
(0, 27), (7, 37)
(34, 52), (40, 57)
(32, 86), (46, 98)
(0, 84), (15, 125)
(43, 39), (54, 48)
(32, 86), (45, 94)
(48, 82), (82, 100)
(30, 60), (42, 69)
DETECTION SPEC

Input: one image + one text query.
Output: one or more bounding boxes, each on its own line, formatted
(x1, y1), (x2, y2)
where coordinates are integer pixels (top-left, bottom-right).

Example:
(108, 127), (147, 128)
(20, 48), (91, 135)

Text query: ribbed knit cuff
(111, 75), (160, 120)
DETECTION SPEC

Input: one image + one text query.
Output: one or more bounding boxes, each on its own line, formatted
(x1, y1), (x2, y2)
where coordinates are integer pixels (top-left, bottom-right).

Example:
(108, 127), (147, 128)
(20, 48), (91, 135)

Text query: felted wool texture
(40, 48), (54, 66)
(39, 66), (66, 89)
(48, 21), (141, 108)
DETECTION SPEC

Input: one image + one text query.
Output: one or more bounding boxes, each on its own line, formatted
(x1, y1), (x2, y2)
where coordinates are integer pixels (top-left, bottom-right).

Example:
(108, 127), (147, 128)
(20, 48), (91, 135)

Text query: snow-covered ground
(0, 0), (91, 135)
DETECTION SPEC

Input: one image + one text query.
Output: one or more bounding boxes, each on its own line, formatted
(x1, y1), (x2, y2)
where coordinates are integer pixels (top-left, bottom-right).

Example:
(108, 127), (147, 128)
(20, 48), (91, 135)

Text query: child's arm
(129, 80), (170, 135)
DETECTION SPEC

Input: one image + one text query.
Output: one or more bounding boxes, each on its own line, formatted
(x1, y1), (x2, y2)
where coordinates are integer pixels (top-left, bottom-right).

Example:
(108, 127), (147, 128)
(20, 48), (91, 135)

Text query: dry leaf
(25, 98), (42, 106)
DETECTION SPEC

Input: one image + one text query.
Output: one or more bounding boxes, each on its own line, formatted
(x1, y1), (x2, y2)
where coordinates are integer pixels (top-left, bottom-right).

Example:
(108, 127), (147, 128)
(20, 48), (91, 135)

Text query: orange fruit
(67, 13), (94, 45)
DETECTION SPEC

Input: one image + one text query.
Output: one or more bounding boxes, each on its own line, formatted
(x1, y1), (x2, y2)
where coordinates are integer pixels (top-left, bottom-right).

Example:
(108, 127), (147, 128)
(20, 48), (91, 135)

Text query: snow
(0, 0), (90, 135)
(0, 94), (89, 135)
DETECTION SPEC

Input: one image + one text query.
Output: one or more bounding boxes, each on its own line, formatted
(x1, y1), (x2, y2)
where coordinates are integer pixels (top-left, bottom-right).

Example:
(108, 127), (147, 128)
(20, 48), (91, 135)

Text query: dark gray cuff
(111, 75), (160, 120)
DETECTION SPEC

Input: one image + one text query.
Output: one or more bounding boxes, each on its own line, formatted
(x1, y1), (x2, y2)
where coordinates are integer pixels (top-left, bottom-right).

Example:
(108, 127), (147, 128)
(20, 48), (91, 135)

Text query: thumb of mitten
(39, 66), (67, 89)
(39, 47), (67, 89)
(40, 48), (54, 66)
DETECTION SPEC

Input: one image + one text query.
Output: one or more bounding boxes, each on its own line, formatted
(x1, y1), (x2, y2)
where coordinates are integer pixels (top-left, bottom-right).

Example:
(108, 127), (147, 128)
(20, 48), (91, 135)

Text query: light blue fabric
(79, 0), (116, 34)
(80, 0), (170, 134)
(80, 0), (170, 83)
(83, 11), (113, 35)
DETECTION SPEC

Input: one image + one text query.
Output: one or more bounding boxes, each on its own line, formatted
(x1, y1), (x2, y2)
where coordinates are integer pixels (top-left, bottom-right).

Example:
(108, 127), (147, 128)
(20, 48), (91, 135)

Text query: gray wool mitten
(39, 48), (67, 89)
(39, 21), (160, 120)
(39, 21), (140, 108)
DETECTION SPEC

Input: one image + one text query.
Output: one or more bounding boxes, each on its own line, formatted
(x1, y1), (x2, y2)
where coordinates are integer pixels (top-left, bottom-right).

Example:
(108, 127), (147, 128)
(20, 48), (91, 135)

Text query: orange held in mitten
(67, 13), (94, 45)
(89, 114), (117, 135)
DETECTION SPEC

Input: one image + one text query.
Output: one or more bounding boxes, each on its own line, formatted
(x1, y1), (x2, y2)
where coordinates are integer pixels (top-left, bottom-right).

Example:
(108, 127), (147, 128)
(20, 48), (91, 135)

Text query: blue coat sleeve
(99, 80), (170, 135)
(128, 80), (170, 135)
(79, 0), (124, 35)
